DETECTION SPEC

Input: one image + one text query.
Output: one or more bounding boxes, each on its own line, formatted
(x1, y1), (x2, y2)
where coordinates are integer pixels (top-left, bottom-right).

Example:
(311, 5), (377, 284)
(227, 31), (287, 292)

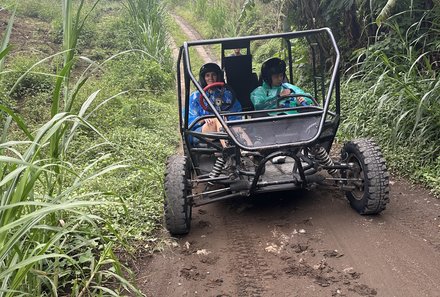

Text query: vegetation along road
(137, 13), (440, 297)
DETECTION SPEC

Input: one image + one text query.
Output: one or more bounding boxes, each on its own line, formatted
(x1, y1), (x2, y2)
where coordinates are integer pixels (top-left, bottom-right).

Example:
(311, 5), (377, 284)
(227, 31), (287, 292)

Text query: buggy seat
(222, 41), (259, 112)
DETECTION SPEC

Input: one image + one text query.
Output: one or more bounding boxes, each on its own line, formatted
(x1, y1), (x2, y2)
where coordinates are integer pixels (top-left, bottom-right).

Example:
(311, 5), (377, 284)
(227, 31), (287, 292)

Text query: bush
(206, 2), (226, 36)
(101, 53), (174, 94)
(17, 0), (59, 22)
(0, 54), (55, 125)
(68, 92), (179, 238)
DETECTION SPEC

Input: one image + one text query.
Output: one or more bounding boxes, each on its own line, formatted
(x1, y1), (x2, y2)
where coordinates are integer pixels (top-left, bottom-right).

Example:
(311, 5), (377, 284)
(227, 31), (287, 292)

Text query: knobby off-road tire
(341, 139), (390, 215)
(164, 155), (192, 235)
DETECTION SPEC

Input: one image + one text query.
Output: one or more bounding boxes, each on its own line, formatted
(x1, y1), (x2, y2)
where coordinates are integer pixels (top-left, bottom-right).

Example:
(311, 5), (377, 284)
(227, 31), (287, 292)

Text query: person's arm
(251, 87), (278, 110)
(188, 91), (202, 128)
(282, 83), (314, 106)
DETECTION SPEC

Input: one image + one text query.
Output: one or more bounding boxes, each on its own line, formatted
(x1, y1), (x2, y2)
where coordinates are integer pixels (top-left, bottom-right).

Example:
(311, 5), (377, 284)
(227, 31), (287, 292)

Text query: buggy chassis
(164, 28), (390, 235)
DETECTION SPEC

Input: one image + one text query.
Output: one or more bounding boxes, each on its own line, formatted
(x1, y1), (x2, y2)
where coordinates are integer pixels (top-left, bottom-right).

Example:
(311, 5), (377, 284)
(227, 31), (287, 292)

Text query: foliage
(74, 96), (179, 238)
(124, 0), (173, 71)
(238, 0), (288, 34)
(193, 0), (208, 17)
(206, 2), (227, 34)
(1, 54), (54, 103)
(0, 0), (179, 294)
(99, 53), (174, 94)
(340, 12), (440, 193)
(0, 8), (15, 111)
(0, 109), (141, 296)
(178, 0), (243, 38)
(1, 0), (59, 22)
(88, 13), (132, 60)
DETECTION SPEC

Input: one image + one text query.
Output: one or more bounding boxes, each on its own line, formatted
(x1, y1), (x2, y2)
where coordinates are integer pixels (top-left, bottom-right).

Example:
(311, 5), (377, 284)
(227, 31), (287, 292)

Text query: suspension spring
(312, 146), (338, 176)
(209, 157), (226, 178)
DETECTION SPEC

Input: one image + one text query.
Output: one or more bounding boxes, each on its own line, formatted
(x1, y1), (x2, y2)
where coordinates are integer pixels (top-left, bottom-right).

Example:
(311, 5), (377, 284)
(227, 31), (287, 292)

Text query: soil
(134, 15), (440, 297)
(137, 178), (440, 297)
(172, 14), (218, 64)
(0, 9), (59, 56)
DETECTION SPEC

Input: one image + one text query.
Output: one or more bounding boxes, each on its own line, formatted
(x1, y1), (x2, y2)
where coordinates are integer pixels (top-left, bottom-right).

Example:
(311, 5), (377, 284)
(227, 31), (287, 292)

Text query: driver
(250, 57), (313, 115)
(188, 62), (242, 142)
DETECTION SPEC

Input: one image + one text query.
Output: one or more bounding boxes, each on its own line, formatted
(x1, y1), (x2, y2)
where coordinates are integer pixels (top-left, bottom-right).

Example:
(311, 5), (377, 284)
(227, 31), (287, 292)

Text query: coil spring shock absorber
(311, 146), (338, 176)
(209, 157), (226, 178)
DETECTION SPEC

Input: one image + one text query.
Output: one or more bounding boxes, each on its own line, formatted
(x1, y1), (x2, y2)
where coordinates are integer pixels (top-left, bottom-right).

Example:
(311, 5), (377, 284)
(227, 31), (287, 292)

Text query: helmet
(260, 57), (286, 86)
(198, 63), (224, 88)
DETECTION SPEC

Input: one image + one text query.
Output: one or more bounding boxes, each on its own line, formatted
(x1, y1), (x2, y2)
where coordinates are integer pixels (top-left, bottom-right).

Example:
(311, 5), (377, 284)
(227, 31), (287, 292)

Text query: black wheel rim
(347, 154), (365, 201)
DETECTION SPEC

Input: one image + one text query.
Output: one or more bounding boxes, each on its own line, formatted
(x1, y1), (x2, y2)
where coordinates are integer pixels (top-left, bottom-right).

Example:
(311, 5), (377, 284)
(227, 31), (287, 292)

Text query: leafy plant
(0, 0), (150, 295)
(124, 0), (173, 71)
(341, 11), (440, 193)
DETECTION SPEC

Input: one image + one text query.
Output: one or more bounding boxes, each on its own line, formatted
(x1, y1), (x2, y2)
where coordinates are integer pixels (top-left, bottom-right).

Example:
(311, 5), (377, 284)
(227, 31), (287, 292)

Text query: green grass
(125, 0), (173, 71)
(166, 15), (206, 75)
(1, 0), (60, 22)
(0, 0), (180, 295)
(339, 13), (440, 194)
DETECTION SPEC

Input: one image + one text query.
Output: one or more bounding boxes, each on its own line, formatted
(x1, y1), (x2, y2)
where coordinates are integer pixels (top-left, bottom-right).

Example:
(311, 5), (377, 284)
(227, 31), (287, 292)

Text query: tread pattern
(342, 139), (390, 215)
(225, 216), (269, 296)
(164, 155), (191, 235)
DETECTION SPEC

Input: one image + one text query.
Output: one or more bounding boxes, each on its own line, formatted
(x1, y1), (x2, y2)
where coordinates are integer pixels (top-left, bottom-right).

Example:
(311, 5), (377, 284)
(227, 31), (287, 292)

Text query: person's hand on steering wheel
(199, 82), (237, 112)
(277, 92), (317, 107)
(279, 89), (291, 97)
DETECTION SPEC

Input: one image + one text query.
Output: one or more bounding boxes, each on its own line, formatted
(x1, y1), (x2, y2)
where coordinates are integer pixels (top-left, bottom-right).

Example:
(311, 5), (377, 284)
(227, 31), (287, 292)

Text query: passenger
(230, 48), (242, 56)
(250, 57), (313, 115)
(188, 63), (245, 146)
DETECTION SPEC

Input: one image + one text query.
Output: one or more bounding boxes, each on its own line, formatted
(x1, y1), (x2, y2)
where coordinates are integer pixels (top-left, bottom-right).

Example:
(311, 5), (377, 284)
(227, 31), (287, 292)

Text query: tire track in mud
(224, 214), (272, 296)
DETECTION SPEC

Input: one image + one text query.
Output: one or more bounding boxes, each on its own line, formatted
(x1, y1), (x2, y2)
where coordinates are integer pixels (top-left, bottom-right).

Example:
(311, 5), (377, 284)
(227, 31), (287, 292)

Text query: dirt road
(137, 176), (440, 297)
(135, 15), (440, 297)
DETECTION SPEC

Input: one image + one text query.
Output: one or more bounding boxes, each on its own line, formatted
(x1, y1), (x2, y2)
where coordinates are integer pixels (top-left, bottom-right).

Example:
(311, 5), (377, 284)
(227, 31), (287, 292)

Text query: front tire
(164, 155), (192, 235)
(341, 139), (390, 215)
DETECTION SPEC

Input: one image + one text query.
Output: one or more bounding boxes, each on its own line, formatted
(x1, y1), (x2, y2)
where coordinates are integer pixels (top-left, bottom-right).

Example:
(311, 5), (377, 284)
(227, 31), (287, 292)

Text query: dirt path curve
(135, 15), (440, 297)
(172, 14), (218, 64)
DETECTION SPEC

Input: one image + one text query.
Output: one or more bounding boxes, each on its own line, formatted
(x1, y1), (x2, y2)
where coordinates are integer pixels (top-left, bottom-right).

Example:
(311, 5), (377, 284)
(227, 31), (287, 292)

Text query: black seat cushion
(223, 55), (258, 112)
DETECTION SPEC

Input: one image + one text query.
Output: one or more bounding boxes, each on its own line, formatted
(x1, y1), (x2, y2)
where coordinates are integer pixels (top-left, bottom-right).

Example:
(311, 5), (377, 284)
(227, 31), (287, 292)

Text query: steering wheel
(199, 82), (237, 112)
(276, 93), (318, 108)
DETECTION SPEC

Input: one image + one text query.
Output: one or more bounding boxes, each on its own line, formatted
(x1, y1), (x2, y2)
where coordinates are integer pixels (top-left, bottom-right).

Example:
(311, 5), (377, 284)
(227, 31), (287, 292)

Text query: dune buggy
(164, 28), (390, 235)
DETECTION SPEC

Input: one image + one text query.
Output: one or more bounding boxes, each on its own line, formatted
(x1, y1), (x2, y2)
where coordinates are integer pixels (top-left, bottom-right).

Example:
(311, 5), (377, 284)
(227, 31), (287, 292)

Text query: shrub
(16, 0), (59, 22)
(101, 53), (174, 94)
(2, 54), (54, 101)
(125, 0), (173, 71)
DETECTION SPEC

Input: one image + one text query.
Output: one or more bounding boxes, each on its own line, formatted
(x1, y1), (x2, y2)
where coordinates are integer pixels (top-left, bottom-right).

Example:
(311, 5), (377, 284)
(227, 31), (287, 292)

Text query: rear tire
(341, 139), (390, 215)
(164, 155), (192, 235)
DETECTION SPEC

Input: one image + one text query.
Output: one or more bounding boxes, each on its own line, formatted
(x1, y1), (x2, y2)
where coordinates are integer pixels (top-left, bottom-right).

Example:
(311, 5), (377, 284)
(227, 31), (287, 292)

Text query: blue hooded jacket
(187, 87), (242, 131)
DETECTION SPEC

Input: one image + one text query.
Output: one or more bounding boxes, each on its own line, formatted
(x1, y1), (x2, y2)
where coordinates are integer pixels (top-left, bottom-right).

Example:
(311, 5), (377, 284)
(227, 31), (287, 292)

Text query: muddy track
(138, 179), (440, 297)
(135, 15), (440, 297)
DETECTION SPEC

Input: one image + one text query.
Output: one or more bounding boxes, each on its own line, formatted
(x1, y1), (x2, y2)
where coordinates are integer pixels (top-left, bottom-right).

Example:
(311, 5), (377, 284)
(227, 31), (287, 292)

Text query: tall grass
(0, 0), (143, 295)
(125, 0), (172, 71)
(186, 0), (240, 37)
(0, 7), (14, 72)
(342, 11), (440, 192)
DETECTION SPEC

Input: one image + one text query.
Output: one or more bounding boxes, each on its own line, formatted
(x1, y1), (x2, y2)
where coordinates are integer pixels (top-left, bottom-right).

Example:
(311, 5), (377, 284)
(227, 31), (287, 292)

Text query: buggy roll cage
(164, 28), (390, 230)
(176, 28), (341, 153)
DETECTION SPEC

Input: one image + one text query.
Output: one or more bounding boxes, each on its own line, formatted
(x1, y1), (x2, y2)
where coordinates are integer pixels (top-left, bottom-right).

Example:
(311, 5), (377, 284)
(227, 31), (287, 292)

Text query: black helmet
(260, 57), (286, 86)
(198, 63), (224, 88)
